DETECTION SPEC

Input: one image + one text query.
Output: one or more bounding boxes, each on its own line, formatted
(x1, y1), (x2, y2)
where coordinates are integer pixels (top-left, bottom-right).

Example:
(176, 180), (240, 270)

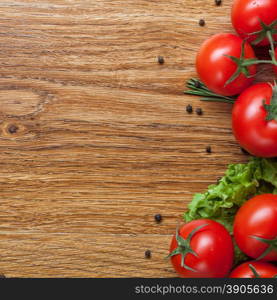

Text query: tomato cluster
(168, 194), (277, 278)
(196, 0), (277, 157)
(168, 0), (277, 278)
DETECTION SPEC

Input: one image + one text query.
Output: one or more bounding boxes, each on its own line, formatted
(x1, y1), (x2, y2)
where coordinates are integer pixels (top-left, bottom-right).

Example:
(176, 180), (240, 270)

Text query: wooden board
(0, 0), (273, 278)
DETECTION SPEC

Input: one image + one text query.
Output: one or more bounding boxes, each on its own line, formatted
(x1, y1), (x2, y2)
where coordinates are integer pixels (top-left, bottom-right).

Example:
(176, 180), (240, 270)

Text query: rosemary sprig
(184, 79), (237, 104)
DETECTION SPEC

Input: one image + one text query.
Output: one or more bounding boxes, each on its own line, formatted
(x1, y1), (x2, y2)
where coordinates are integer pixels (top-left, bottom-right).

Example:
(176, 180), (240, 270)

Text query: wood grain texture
(0, 0), (273, 278)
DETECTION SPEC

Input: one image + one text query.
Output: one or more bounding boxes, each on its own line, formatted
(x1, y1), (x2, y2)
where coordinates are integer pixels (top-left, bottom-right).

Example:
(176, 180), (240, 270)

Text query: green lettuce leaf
(183, 157), (277, 264)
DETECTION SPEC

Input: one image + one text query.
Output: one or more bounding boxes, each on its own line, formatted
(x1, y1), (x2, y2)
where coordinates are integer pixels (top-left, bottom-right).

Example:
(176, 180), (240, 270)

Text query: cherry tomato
(230, 261), (277, 278)
(234, 194), (277, 261)
(232, 0), (277, 46)
(196, 33), (257, 96)
(232, 83), (277, 157)
(168, 219), (234, 278)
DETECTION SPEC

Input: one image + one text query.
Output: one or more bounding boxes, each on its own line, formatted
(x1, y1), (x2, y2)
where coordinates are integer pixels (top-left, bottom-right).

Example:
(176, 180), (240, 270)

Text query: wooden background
(0, 0), (273, 278)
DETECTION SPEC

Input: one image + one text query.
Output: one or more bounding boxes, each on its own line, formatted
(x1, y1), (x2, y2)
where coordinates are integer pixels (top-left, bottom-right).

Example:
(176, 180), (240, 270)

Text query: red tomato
(230, 261), (277, 278)
(168, 219), (234, 278)
(234, 194), (277, 261)
(232, 83), (277, 157)
(232, 0), (277, 46)
(196, 34), (257, 96)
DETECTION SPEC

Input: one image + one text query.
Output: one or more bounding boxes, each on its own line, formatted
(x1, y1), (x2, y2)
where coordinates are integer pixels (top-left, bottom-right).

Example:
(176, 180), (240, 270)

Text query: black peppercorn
(186, 104), (193, 114)
(206, 146), (212, 153)
(154, 214), (162, 223)
(215, 0), (222, 6)
(199, 19), (205, 27)
(145, 250), (151, 259)
(194, 80), (201, 88)
(196, 108), (203, 115)
(8, 124), (18, 134)
(157, 56), (165, 64)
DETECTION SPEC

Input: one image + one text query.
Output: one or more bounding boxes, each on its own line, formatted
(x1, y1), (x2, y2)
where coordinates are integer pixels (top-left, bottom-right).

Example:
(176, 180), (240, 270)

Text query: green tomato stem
(267, 30), (277, 66)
